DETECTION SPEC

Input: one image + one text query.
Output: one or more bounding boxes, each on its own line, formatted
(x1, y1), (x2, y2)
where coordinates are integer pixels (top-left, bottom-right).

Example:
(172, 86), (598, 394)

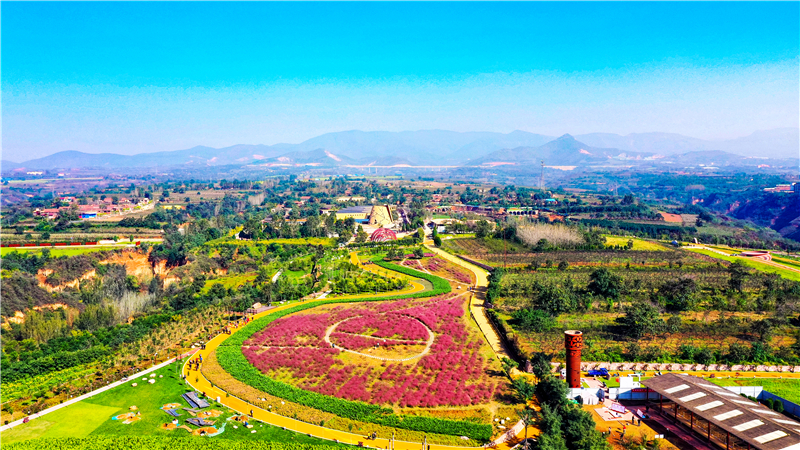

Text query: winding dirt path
(425, 246), (513, 360)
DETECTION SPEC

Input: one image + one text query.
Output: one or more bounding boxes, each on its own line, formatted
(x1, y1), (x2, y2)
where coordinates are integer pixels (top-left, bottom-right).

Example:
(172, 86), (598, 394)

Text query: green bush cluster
(217, 264), (490, 441)
(2, 346), (110, 383)
(371, 259), (452, 294)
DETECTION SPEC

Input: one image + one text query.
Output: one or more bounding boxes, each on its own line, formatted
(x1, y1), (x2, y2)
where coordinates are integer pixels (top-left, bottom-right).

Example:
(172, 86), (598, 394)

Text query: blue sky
(2, 2), (798, 160)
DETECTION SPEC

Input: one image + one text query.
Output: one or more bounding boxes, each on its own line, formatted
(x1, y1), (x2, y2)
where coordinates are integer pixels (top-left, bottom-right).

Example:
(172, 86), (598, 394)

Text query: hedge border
(216, 262), (491, 441)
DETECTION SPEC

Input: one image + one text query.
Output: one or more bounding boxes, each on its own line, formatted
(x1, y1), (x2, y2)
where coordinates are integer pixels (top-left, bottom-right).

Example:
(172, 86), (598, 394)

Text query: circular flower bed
(242, 294), (497, 407)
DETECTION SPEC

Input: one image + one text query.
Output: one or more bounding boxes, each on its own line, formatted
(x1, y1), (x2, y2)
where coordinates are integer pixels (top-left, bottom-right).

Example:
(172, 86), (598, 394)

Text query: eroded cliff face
(37, 268), (98, 292)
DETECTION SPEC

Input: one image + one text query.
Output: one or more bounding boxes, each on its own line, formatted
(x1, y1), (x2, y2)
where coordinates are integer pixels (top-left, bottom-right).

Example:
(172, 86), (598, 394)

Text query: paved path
(425, 246), (513, 361)
(0, 351), (196, 433)
(182, 257), (530, 450)
(684, 245), (800, 275)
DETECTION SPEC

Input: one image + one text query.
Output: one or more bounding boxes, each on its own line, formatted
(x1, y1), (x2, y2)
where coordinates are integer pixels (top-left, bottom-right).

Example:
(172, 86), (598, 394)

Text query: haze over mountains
(3, 128), (797, 171)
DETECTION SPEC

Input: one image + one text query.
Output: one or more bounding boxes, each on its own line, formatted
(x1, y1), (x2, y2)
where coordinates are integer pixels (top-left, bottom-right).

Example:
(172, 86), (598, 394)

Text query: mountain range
(3, 128), (797, 171)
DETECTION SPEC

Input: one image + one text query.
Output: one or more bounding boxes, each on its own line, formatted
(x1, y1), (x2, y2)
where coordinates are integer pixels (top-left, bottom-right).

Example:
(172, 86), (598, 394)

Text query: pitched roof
(643, 374), (800, 450)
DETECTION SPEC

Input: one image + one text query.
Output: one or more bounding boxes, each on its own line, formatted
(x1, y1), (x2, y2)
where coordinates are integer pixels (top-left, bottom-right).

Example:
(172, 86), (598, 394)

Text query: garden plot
(242, 294), (497, 408)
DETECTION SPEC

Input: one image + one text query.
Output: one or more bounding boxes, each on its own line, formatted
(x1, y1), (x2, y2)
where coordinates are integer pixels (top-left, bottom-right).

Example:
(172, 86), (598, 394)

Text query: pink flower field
(423, 257), (473, 284)
(242, 294), (497, 407)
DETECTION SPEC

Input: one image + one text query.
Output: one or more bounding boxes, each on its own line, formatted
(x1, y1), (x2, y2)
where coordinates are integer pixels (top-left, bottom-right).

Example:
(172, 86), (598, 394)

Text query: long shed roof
(643, 374), (800, 450)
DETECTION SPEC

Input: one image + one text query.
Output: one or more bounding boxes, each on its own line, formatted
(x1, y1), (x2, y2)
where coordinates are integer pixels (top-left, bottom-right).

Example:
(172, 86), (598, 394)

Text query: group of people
(188, 355), (203, 371)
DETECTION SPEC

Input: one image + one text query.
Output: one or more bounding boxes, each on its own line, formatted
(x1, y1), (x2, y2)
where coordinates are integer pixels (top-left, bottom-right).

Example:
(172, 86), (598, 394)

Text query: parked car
(587, 368), (610, 378)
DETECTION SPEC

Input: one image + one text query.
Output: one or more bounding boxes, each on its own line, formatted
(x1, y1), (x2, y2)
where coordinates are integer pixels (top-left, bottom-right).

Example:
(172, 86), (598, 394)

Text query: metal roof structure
(337, 205), (373, 214)
(643, 374), (800, 450)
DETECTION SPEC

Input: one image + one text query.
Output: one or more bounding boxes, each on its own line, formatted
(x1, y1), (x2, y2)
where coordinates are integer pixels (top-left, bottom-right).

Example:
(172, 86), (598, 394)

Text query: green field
(684, 248), (800, 282)
(0, 362), (344, 446)
(209, 237), (335, 247)
(6, 177), (103, 185)
(0, 246), (125, 257)
(708, 378), (800, 404)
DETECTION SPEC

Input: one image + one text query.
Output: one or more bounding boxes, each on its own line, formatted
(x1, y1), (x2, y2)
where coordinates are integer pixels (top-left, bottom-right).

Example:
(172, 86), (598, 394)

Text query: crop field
(0, 365), (97, 403)
(493, 256), (799, 364)
(1, 362), (339, 446)
(0, 245), (135, 257)
(708, 378), (800, 404)
(6, 177), (104, 185)
(602, 236), (668, 251)
(439, 237), (714, 268)
(441, 237), (528, 255)
(243, 293), (497, 408)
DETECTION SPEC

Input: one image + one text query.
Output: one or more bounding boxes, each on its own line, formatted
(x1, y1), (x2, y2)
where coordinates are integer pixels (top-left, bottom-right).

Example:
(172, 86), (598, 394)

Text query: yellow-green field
(0, 246), (125, 257)
(709, 378), (800, 404)
(603, 235), (668, 251)
(202, 273), (257, 293)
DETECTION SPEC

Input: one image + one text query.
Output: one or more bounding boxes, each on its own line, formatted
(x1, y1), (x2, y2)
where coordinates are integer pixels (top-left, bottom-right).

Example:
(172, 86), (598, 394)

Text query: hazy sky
(2, 2), (799, 161)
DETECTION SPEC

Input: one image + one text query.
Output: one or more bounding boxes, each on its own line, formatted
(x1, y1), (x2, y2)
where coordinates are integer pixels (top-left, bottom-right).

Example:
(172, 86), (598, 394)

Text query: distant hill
(7, 128), (797, 171)
(257, 148), (354, 166)
(576, 128), (799, 159)
(1, 160), (23, 170)
(467, 134), (655, 167)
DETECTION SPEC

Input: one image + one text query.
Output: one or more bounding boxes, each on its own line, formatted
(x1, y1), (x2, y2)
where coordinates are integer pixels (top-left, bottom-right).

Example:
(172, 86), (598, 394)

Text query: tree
(513, 308), (556, 332)
(355, 225), (368, 243)
(433, 234), (442, 247)
(751, 319), (774, 343)
(618, 301), (665, 339)
(727, 261), (749, 292)
(725, 343), (750, 364)
(561, 406), (610, 450)
(512, 377), (537, 403)
(535, 376), (569, 409)
(587, 268), (622, 300)
(655, 277), (697, 312)
(412, 247), (425, 259)
(520, 408), (536, 449)
(500, 357), (517, 376)
(530, 352), (553, 380)
(475, 220), (492, 238)
(557, 261), (569, 271)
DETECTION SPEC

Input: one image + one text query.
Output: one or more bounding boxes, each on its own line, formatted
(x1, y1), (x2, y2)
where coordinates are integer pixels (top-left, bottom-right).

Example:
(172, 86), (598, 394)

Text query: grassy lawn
(1, 362), (344, 446)
(283, 269), (308, 281)
(603, 236), (667, 251)
(0, 246), (123, 257)
(707, 378), (800, 404)
(684, 248), (800, 282)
